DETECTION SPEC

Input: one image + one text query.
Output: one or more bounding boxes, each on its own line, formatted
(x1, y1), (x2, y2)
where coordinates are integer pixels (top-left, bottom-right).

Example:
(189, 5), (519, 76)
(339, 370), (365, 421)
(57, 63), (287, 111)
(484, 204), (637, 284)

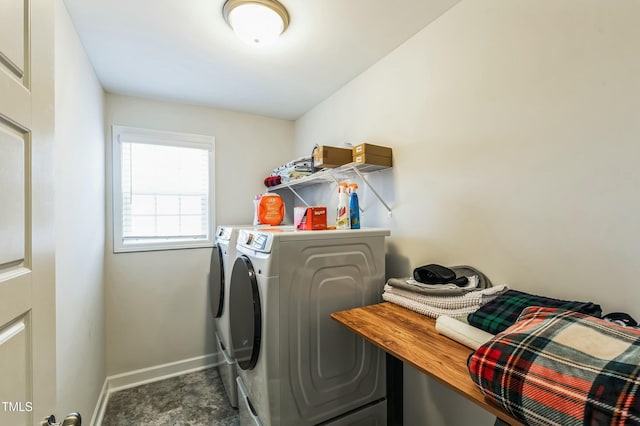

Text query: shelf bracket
(327, 171), (340, 185)
(286, 186), (310, 207)
(351, 166), (392, 216)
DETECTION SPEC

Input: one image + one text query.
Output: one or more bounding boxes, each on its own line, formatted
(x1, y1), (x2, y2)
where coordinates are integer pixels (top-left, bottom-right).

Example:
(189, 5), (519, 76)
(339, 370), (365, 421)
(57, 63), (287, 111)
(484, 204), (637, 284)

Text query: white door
(0, 0), (56, 424)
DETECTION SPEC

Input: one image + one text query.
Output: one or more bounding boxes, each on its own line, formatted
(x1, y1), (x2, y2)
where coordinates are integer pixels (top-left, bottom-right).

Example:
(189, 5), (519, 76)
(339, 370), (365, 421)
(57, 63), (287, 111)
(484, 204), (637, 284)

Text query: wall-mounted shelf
(267, 162), (392, 215)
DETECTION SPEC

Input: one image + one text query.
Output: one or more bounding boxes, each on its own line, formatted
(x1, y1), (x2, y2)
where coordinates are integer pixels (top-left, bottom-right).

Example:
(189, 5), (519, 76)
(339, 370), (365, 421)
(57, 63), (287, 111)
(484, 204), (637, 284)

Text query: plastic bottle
(336, 182), (350, 229)
(348, 183), (360, 229)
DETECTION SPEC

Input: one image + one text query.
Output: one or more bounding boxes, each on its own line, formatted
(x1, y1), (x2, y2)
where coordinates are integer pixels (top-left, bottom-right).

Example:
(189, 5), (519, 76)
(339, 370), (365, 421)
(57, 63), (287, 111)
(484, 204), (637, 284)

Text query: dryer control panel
(238, 230), (273, 253)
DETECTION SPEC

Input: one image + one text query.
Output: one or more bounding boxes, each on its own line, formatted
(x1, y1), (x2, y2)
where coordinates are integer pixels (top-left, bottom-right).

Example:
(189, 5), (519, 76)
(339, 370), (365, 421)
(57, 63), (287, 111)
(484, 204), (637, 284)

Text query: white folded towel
(382, 292), (481, 321)
(435, 315), (495, 350)
(383, 283), (509, 310)
(387, 275), (485, 296)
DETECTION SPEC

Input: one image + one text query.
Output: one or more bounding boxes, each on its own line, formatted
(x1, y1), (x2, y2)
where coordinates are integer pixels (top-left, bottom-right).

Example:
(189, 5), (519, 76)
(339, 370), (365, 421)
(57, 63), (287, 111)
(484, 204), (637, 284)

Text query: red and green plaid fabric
(468, 307), (640, 425)
(467, 289), (602, 335)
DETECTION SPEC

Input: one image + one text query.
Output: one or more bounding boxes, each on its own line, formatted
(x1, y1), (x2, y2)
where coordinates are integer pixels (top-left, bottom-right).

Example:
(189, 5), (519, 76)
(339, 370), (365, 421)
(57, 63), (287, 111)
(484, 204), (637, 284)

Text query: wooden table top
(331, 302), (524, 426)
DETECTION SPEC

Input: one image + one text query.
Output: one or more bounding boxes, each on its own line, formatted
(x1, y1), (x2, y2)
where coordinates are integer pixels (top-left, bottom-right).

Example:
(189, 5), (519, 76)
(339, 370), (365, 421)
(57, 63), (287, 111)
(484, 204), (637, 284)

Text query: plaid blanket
(467, 289), (602, 334)
(468, 307), (640, 425)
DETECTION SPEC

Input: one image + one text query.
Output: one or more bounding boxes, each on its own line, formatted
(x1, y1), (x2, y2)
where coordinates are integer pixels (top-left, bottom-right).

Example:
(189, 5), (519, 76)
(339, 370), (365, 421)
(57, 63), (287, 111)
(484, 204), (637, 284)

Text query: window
(112, 125), (215, 252)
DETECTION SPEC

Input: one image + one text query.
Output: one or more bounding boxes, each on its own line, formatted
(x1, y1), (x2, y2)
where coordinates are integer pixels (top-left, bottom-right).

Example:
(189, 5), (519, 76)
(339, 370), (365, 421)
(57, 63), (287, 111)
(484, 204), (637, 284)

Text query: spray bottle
(336, 182), (350, 229)
(348, 183), (360, 229)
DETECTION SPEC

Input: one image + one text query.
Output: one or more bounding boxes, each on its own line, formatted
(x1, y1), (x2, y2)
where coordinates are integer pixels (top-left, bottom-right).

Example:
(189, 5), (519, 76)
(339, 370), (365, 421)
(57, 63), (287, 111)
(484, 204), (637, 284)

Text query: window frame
(111, 125), (215, 253)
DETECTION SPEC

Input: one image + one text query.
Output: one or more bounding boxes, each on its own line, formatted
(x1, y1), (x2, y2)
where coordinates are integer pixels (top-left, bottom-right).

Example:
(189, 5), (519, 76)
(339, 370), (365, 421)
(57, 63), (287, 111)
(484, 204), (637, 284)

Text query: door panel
(0, 314), (32, 425)
(0, 0), (55, 424)
(0, 0), (30, 126)
(0, 0), (27, 81)
(0, 120), (27, 266)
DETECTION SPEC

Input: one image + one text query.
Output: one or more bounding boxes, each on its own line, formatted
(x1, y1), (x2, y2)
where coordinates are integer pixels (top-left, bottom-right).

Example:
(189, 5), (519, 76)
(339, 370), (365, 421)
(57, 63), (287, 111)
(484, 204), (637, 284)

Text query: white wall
(54, 0), (106, 420)
(294, 1), (640, 424)
(104, 94), (294, 375)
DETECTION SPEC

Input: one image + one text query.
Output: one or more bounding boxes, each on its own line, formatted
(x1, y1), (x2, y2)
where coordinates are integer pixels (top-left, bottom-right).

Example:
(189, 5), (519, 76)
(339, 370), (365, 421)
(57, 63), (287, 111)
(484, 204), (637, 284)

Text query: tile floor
(101, 367), (239, 425)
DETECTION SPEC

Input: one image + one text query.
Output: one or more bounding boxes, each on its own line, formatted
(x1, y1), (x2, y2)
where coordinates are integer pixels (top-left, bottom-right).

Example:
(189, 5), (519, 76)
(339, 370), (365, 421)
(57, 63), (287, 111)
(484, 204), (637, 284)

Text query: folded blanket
(468, 307), (640, 425)
(384, 283), (508, 310)
(467, 289), (602, 335)
(382, 292), (482, 321)
(435, 315), (494, 350)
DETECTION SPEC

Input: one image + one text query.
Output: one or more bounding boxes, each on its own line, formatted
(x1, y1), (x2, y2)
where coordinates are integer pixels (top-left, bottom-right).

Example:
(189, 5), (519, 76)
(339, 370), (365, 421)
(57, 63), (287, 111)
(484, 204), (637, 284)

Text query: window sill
(113, 239), (213, 253)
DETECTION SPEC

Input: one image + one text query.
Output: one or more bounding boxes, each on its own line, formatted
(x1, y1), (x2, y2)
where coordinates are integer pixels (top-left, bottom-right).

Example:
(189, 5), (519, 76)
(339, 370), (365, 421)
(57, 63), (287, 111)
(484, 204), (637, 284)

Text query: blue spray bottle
(349, 183), (360, 229)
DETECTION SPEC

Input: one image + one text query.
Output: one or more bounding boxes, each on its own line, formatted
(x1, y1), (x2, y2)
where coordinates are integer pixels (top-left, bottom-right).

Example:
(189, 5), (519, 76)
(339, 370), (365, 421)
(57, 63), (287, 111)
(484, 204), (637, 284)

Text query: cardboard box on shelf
(313, 146), (353, 169)
(353, 153), (392, 167)
(352, 143), (392, 158)
(294, 206), (327, 230)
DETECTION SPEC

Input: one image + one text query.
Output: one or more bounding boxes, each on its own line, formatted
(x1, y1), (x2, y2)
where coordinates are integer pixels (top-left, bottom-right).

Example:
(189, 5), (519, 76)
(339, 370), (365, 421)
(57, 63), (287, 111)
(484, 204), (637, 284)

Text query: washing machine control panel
(216, 226), (233, 242)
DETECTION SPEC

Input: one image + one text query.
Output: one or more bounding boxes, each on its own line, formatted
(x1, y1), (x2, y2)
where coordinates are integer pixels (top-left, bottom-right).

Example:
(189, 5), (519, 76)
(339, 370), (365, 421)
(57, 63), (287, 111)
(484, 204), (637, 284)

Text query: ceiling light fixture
(223, 0), (290, 47)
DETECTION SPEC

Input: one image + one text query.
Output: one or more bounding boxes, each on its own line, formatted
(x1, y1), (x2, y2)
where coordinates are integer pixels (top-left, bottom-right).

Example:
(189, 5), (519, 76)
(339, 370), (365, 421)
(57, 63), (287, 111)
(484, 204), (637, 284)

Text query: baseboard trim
(90, 353), (219, 425)
(90, 379), (109, 426)
(107, 353), (219, 393)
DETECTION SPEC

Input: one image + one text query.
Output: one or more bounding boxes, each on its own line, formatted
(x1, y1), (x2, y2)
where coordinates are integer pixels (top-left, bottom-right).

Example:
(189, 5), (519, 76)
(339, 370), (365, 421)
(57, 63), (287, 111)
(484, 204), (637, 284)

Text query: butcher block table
(331, 302), (524, 426)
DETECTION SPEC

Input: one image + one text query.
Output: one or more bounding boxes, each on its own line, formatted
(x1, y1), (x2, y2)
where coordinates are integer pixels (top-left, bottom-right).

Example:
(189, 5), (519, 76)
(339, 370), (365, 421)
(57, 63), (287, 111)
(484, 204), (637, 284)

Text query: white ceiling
(63, 0), (460, 120)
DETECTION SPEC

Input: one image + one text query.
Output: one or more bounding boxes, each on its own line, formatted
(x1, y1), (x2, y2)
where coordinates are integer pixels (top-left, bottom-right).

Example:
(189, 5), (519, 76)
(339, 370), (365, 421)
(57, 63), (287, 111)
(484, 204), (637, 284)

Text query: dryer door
(209, 243), (225, 318)
(229, 255), (261, 370)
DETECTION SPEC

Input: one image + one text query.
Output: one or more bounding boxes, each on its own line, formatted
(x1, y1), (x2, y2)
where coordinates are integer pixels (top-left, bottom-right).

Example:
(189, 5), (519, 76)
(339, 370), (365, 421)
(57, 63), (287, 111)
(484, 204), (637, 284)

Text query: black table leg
(387, 353), (403, 426)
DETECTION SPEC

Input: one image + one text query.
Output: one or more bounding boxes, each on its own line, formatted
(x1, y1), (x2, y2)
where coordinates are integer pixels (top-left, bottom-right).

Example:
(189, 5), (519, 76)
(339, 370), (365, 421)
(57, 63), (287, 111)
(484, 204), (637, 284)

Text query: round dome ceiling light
(223, 0), (290, 47)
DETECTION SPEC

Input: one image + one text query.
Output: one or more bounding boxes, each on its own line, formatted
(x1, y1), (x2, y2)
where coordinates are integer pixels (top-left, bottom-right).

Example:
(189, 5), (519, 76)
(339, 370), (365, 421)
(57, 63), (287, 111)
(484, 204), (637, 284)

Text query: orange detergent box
(294, 206), (327, 230)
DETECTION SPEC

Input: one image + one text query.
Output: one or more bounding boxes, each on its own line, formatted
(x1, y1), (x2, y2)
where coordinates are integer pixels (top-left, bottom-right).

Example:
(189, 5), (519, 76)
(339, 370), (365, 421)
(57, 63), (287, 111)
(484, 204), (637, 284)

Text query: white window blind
(112, 126), (215, 252)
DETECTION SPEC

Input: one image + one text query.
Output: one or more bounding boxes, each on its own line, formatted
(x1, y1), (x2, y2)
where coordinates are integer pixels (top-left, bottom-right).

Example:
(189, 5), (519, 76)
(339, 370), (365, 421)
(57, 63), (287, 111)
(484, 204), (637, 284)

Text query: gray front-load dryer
(230, 228), (390, 426)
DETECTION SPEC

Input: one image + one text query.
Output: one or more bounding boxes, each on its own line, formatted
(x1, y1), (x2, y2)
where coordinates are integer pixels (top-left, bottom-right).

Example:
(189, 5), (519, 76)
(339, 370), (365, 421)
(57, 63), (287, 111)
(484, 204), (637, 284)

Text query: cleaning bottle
(336, 182), (350, 229)
(348, 183), (360, 229)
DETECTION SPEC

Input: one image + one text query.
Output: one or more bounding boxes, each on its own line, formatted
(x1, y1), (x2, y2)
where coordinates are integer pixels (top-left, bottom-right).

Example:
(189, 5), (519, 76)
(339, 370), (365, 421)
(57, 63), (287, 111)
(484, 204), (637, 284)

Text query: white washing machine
(210, 225), (247, 407)
(212, 224), (271, 407)
(229, 228), (390, 426)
